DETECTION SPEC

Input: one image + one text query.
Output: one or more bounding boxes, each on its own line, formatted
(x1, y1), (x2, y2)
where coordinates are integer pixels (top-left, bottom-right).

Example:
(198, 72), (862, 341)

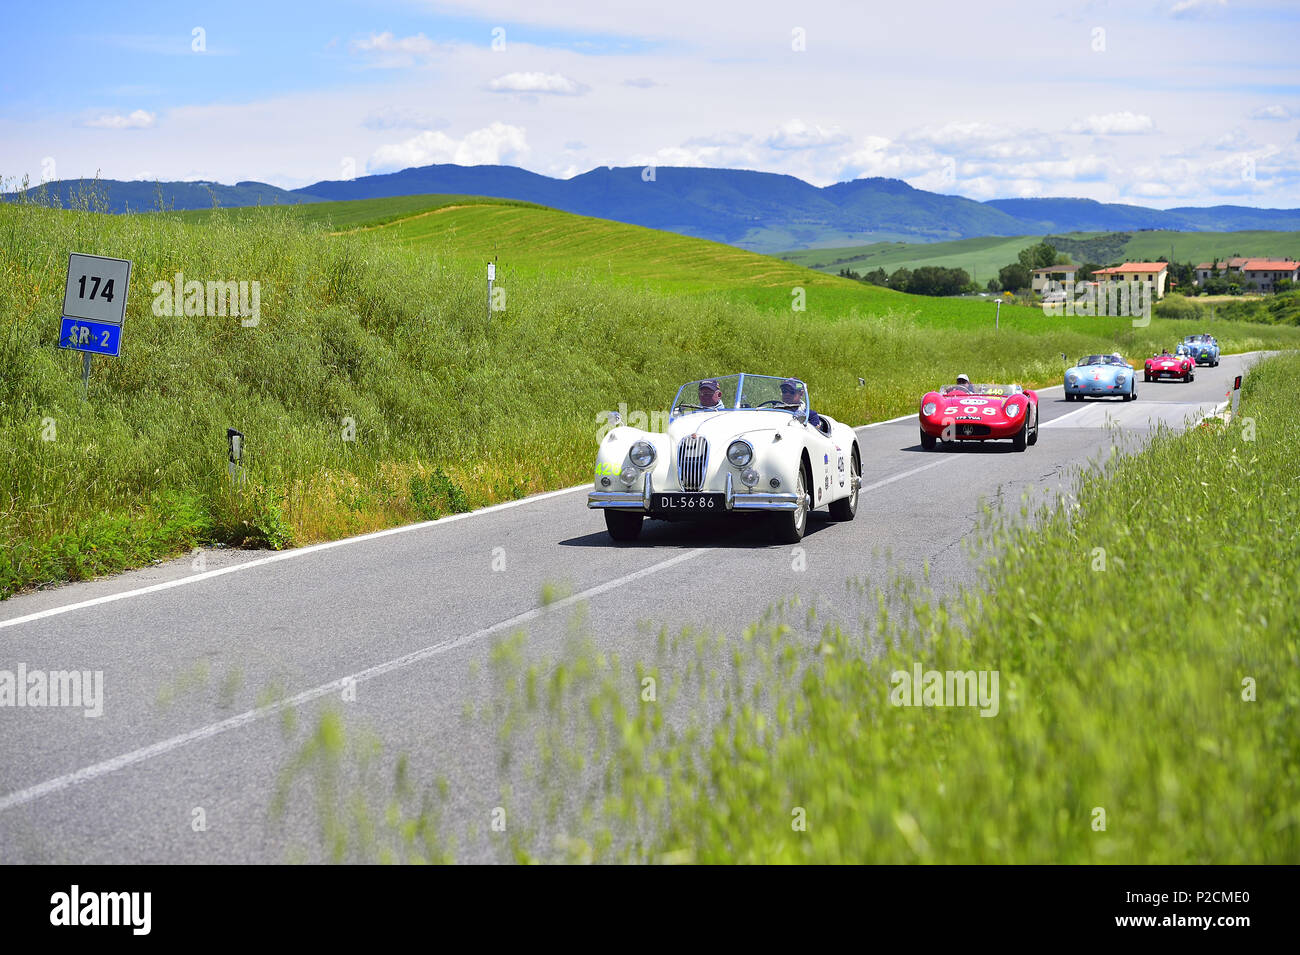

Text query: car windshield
(939, 383), (1022, 396)
(1078, 355), (1110, 366)
(670, 374), (811, 420)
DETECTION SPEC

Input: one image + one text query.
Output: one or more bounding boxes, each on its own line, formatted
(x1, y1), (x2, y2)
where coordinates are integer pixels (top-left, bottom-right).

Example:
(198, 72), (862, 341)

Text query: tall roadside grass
(4, 201), (1300, 598)
(283, 352), (1300, 863)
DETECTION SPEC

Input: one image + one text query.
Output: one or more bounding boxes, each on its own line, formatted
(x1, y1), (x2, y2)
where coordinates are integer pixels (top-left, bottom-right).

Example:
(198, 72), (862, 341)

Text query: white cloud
(1069, 112), (1155, 135)
(368, 122), (529, 172)
(1170, 0), (1228, 18)
(351, 32), (442, 68)
(764, 120), (850, 151)
(85, 110), (156, 129)
(362, 106), (448, 131)
(1250, 104), (1292, 120)
(487, 72), (587, 95)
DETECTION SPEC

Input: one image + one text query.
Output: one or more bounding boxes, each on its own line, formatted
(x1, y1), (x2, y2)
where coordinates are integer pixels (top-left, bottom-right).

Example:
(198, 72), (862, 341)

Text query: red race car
(1144, 351), (1195, 383)
(918, 383), (1040, 452)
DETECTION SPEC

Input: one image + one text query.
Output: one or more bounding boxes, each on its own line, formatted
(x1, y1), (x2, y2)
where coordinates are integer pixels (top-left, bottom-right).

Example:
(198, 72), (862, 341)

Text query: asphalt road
(0, 353), (1260, 863)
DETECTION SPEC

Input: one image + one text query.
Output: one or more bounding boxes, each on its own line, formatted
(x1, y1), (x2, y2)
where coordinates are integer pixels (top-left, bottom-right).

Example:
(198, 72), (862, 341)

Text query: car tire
(1012, 419), (1028, 452)
(1144, 371), (1151, 382)
(1027, 410), (1039, 446)
(774, 462), (810, 543)
(828, 448), (859, 521)
(920, 428), (937, 450)
(604, 510), (643, 541)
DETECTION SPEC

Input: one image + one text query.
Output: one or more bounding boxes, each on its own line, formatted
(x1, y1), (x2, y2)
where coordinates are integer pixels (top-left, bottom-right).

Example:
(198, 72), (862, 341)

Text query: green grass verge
(288, 351), (1298, 863)
(4, 199), (1300, 598)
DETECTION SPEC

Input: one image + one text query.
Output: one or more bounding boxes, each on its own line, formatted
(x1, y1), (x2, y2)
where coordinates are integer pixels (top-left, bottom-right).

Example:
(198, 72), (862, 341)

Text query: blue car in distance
(1064, 353), (1137, 402)
(1183, 334), (1220, 367)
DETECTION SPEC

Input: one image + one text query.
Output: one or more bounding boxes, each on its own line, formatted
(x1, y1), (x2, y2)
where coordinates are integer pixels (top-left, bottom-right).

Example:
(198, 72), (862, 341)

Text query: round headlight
(726, 440), (753, 467)
(1005, 402), (1022, 418)
(741, 467), (759, 487)
(1067, 374), (1078, 384)
(922, 402), (937, 416)
(629, 441), (656, 469)
(1115, 374), (1127, 384)
(619, 466), (638, 486)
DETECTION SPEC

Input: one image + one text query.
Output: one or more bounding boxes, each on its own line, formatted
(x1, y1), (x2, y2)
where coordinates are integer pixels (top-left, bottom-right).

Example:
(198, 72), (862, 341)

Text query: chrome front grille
(677, 434), (708, 491)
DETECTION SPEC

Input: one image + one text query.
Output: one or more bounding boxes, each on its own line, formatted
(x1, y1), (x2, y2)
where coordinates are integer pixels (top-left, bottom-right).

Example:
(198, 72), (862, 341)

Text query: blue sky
(2, 0), (1298, 207)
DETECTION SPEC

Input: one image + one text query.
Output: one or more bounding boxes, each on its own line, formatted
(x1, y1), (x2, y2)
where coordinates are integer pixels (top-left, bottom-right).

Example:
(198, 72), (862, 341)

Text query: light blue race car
(1182, 334), (1220, 367)
(1064, 353), (1137, 402)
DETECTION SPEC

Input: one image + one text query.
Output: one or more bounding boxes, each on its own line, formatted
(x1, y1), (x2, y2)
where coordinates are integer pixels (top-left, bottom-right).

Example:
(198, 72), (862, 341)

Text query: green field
(299, 351), (1300, 863)
(781, 230), (1300, 279)
(5, 195), (1300, 598)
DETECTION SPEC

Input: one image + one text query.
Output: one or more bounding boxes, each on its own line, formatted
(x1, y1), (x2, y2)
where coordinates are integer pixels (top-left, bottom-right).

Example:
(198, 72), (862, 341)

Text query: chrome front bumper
(587, 473), (808, 513)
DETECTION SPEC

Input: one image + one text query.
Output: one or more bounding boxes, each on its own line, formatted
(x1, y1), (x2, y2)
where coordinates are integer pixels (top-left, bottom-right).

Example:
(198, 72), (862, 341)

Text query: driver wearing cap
(951, 373), (973, 394)
(779, 378), (821, 427)
(697, 379), (727, 409)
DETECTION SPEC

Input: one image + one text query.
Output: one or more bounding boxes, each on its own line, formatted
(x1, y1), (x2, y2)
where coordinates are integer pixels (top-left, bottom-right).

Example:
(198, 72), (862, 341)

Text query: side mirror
(795, 410), (808, 424)
(606, 411), (621, 427)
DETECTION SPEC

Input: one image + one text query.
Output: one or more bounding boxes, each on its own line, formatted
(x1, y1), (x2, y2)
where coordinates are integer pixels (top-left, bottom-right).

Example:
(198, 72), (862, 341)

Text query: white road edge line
(0, 546), (711, 813)
(0, 483), (591, 630)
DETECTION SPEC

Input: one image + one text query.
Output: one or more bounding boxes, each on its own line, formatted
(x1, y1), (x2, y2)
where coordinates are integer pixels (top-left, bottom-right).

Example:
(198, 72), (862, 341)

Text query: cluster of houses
(1030, 263), (1170, 302)
(1193, 258), (1300, 293)
(1030, 256), (1299, 302)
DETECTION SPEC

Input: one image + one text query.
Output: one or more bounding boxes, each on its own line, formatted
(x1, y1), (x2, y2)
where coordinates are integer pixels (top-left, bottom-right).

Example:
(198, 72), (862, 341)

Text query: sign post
(57, 252), (132, 397)
(1231, 374), (1243, 420)
(486, 261), (496, 322)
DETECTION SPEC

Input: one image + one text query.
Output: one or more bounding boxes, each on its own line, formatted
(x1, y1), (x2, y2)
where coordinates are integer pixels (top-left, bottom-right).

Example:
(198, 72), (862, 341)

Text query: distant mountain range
(9, 165), (1300, 252)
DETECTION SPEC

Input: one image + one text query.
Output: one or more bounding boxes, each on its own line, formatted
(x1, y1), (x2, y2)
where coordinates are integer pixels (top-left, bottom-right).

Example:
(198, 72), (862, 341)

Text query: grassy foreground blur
(4, 198), (1300, 598)
(288, 351), (1299, 863)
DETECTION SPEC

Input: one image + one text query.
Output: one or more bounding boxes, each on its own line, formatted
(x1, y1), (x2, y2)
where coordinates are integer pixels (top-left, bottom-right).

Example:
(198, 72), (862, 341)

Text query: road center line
(860, 455), (959, 494)
(0, 546), (711, 813)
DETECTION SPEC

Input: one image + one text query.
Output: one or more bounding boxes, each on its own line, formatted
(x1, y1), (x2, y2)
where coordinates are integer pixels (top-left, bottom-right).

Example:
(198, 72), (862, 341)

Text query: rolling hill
(10, 164), (1300, 252)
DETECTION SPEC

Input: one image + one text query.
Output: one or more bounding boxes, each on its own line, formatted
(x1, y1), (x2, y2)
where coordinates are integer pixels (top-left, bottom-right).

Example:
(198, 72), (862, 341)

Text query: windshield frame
(669, 373), (813, 422)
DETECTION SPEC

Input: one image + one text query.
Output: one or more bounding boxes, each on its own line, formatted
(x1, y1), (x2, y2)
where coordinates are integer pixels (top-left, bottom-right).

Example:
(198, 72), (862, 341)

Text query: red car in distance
(1145, 351), (1195, 383)
(918, 383), (1040, 452)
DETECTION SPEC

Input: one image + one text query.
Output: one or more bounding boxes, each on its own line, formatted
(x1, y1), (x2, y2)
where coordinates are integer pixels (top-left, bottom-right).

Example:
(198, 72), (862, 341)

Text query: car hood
(665, 409), (790, 446)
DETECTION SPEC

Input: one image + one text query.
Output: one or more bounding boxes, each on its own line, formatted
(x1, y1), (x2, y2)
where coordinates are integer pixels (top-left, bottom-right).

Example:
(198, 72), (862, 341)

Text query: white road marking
(0, 546), (711, 813)
(0, 483), (590, 630)
(861, 455), (958, 494)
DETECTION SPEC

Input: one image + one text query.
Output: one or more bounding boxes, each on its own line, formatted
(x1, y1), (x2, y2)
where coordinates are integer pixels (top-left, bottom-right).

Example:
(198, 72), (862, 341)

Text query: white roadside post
(487, 261), (496, 322)
(1231, 374), (1243, 420)
(995, 299), (1002, 331)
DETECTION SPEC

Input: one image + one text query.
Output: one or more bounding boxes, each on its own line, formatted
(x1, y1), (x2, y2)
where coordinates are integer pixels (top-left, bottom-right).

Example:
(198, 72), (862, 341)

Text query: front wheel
(920, 428), (937, 450)
(604, 510), (643, 541)
(1027, 410), (1039, 445)
(773, 463), (810, 543)
(828, 449), (860, 521)
(1012, 419), (1028, 451)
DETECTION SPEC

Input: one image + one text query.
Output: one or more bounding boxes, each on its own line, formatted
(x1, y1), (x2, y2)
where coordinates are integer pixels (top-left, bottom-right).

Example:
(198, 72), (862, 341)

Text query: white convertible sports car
(588, 374), (861, 543)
